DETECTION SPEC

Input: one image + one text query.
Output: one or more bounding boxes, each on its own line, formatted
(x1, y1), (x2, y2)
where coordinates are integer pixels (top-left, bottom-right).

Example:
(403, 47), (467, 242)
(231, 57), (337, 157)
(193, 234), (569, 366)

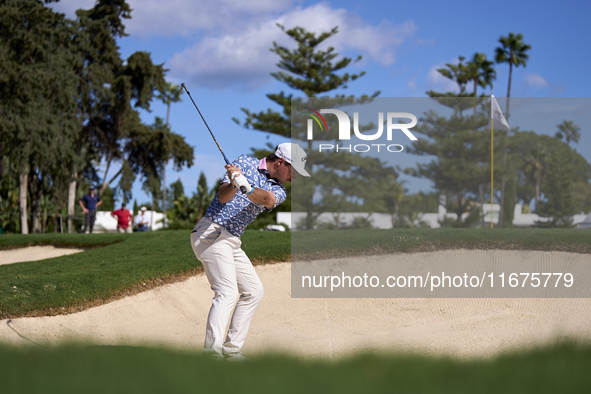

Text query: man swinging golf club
(191, 143), (310, 360)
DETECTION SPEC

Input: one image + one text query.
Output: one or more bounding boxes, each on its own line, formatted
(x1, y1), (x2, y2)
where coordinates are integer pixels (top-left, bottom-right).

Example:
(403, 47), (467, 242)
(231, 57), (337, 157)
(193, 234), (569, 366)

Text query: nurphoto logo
(303, 108), (418, 153)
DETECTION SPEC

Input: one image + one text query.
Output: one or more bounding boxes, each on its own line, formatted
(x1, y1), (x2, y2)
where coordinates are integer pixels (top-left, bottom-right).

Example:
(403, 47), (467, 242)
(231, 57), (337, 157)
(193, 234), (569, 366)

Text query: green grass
(0, 230), (290, 319)
(0, 341), (589, 393)
(292, 228), (591, 258)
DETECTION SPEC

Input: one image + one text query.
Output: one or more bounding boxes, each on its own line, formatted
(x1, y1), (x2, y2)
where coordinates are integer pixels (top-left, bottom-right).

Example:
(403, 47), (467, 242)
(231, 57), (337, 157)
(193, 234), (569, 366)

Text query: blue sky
(50, 0), (591, 205)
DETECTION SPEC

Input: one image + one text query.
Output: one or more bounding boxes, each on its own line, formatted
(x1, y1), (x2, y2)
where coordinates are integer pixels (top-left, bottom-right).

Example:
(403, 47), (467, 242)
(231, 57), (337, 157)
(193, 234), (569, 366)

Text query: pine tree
(238, 25), (402, 229)
(406, 101), (490, 226)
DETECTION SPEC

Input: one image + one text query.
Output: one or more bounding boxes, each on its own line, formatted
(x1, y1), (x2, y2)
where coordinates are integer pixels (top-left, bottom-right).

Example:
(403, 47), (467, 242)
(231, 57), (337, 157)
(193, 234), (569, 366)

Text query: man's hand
(218, 163), (275, 209)
(226, 164), (242, 188)
(226, 164), (253, 194)
(78, 200), (88, 214)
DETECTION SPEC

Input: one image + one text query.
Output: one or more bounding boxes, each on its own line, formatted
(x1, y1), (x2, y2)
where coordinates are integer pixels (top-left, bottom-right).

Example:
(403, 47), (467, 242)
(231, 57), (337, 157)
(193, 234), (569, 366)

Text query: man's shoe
(224, 352), (249, 362)
(205, 351), (224, 361)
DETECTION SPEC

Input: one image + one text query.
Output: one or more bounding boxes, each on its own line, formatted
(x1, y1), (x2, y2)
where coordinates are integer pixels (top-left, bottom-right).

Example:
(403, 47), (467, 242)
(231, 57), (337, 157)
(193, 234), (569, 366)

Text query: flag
(491, 94), (510, 131)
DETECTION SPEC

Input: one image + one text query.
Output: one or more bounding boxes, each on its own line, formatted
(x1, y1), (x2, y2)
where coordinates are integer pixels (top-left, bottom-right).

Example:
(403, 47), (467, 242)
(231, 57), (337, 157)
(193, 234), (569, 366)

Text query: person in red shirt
(111, 202), (133, 233)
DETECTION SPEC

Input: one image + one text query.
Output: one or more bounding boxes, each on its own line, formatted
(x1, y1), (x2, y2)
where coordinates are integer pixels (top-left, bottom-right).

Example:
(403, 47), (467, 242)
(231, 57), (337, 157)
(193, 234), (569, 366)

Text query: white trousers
(190, 217), (264, 356)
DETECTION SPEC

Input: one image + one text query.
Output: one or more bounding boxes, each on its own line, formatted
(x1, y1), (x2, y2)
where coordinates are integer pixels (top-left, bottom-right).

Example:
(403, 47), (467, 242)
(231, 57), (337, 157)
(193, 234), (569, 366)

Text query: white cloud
(50, 0), (300, 37)
(49, 0), (95, 19)
(169, 3), (416, 89)
(522, 73), (567, 96)
(524, 73), (549, 89)
(48, 1), (416, 91)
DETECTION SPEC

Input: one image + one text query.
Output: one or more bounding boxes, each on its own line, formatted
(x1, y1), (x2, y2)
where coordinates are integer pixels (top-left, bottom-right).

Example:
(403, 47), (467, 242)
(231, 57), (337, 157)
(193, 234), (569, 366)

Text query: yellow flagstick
(491, 118), (494, 228)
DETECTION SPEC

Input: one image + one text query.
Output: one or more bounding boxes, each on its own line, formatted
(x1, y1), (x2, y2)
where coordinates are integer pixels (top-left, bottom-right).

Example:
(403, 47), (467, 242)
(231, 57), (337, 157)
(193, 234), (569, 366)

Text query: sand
(0, 246), (85, 266)
(1, 247), (590, 359)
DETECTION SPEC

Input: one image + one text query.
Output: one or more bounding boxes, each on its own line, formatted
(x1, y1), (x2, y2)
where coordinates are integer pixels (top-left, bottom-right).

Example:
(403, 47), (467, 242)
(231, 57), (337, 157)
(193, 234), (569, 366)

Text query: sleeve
(264, 184), (287, 212)
(221, 172), (231, 185)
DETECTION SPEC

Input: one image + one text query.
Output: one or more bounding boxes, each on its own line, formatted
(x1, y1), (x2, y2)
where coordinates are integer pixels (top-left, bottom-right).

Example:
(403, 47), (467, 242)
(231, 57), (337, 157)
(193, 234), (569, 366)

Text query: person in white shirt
(134, 207), (150, 232)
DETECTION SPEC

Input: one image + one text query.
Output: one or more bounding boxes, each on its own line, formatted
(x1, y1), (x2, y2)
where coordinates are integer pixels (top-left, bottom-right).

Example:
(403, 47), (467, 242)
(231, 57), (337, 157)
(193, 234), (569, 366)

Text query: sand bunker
(0, 246), (85, 266)
(1, 249), (590, 359)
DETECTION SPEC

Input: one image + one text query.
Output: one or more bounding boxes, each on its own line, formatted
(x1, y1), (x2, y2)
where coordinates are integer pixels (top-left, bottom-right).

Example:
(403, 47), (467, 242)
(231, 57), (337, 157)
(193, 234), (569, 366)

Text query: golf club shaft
(181, 83), (230, 165)
(181, 83), (251, 194)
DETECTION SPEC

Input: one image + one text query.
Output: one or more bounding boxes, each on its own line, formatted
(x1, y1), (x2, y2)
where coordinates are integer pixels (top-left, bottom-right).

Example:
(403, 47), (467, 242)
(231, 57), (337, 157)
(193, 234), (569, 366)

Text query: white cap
(274, 143), (311, 177)
(141, 206), (147, 211)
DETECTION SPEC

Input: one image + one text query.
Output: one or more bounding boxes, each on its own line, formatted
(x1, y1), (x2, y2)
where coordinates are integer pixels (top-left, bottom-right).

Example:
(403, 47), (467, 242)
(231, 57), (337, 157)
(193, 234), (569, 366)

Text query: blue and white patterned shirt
(204, 155), (287, 237)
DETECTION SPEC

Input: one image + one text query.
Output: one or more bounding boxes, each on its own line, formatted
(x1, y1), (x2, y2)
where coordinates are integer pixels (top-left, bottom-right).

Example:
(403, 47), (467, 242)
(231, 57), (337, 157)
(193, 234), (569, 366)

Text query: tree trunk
(31, 192), (42, 233)
(99, 164), (123, 197)
(506, 58), (513, 116)
(68, 167), (77, 233)
(503, 172), (516, 228)
(498, 127), (509, 228)
(30, 172), (42, 233)
(151, 193), (157, 230)
(42, 205), (48, 234)
(19, 172), (28, 234)
(456, 192), (464, 224)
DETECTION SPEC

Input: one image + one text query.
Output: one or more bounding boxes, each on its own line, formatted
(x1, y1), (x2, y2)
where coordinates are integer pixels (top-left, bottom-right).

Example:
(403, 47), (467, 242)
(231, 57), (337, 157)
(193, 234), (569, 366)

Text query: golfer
(191, 143), (310, 360)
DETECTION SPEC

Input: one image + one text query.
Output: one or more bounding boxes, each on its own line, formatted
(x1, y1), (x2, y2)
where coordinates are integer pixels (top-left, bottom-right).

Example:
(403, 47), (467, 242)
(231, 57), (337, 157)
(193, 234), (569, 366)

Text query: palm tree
(554, 120), (581, 146)
(467, 52), (496, 96)
(495, 33), (530, 227)
(495, 33), (531, 116)
(156, 81), (182, 226)
(435, 56), (472, 94)
(427, 56), (478, 115)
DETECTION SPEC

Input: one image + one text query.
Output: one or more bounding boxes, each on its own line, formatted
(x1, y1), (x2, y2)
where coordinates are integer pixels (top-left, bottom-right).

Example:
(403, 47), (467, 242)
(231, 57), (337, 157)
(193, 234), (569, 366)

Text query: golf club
(181, 83), (251, 194)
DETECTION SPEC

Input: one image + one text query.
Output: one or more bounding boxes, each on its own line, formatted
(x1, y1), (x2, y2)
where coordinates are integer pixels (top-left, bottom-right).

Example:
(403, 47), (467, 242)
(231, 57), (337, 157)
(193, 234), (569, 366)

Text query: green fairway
(0, 230), (290, 319)
(0, 341), (589, 394)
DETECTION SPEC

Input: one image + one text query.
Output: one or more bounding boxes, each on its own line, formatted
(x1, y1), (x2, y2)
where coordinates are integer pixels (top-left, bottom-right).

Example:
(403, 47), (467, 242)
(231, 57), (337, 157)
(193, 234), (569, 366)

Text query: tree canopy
(0, 0), (194, 233)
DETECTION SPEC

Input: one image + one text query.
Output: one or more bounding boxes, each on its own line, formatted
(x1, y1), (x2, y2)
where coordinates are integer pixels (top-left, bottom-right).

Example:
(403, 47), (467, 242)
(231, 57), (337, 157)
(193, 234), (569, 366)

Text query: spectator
(78, 185), (102, 234)
(111, 202), (133, 233)
(135, 207), (150, 232)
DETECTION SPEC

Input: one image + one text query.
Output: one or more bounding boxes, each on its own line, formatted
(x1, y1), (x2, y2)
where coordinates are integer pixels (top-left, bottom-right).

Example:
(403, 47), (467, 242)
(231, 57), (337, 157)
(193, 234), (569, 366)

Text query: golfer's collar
(259, 158), (273, 180)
